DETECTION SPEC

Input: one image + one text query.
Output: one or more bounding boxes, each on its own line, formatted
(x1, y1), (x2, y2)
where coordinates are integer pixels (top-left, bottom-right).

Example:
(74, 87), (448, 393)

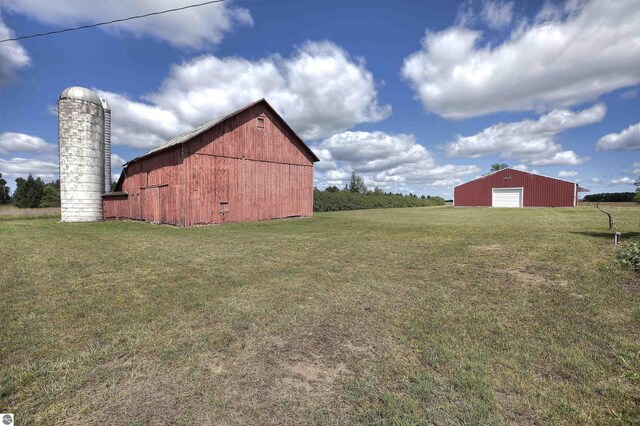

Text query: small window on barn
(219, 201), (229, 213)
(257, 117), (265, 130)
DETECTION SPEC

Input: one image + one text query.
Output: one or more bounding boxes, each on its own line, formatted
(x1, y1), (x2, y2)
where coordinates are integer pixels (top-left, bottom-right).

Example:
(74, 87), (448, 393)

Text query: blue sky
(1, 0), (639, 198)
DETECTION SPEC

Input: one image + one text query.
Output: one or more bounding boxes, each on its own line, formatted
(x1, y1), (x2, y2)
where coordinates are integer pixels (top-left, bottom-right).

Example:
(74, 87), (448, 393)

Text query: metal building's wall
(59, 97), (104, 222)
(454, 169), (576, 207)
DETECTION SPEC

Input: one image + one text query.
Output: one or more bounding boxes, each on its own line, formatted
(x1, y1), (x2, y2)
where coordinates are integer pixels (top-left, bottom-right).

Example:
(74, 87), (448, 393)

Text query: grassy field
(0, 204), (60, 221)
(1, 205), (639, 425)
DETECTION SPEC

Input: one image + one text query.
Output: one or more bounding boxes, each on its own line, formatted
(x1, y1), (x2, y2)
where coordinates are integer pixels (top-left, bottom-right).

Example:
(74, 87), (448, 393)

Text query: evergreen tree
(13, 175), (46, 208)
(0, 173), (9, 204)
(348, 172), (367, 194)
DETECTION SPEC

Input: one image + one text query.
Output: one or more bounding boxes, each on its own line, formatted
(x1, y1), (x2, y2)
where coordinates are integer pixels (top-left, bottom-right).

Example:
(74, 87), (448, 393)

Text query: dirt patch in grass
(470, 244), (504, 253)
(621, 273), (640, 294)
(282, 359), (349, 394)
(67, 368), (188, 424)
(505, 262), (571, 290)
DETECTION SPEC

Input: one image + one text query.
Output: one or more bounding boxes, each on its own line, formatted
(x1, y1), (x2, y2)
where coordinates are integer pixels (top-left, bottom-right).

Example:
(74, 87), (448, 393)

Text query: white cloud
(0, 132), (55, 155)
(482, 1), (514, 29)
(596, 122), (640, 151)
(0, 17), (30, 83)
(0, 156), (58, 182)
(0, 133), (59, 187)
(446, 104), (602, 165)
(620, 89), (638, 100)
(558, 170), (577, 177)
(110, 155), (126, 188)
(611, 177), (635, 185)
(3, 0), (252, 49)
(529, 151), (586, 167)
(311, 131), (480, 193)
(632, 162), (640, 174)
(510, 164), (540, 174)
(318, 131), (426, 173)
(401, 0), (640, 119)
(95, 90), (188, 149)
(97, 41), (390, 148)
(111, 153), (126, 168)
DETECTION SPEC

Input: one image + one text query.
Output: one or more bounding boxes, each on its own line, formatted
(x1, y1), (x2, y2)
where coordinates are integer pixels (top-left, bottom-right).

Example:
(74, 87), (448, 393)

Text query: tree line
(0, 173), (61, 208)
(314, 172), (445, 212)
(583, 192), (637, 202)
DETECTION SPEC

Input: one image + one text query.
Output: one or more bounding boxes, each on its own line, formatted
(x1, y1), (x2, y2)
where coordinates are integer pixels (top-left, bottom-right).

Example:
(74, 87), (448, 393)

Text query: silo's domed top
(100, 98), (111, 111)
(59, 86), (102, 106)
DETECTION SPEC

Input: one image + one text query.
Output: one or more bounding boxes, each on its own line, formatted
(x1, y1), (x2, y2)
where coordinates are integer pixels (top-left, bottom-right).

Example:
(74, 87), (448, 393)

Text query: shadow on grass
(570, 231), (640, 240)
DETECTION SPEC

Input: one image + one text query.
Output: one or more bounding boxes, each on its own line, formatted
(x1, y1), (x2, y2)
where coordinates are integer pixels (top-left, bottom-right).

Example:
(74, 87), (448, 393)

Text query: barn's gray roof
(124, 98), (319, 166)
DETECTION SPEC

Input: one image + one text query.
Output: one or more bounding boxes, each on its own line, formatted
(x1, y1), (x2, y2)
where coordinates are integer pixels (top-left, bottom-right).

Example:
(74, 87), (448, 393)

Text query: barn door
(141, 187), (161, 223)
(159, 185), (170, 224)
(216, 163), (230, 223)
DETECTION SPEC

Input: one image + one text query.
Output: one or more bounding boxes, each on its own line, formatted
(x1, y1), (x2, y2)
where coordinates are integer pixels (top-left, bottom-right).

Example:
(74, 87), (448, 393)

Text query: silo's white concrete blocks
(59, 87), (104, 222)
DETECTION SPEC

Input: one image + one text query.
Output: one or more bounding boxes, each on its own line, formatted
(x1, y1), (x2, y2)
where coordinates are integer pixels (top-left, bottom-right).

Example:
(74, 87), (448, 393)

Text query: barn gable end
(185, 102), (316, 166)
(105, 99), (317, 226)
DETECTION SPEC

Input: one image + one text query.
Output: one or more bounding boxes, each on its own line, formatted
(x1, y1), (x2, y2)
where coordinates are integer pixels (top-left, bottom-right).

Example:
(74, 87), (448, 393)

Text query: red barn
(453, 168), (587, 208)
(102, 99), (319, 226)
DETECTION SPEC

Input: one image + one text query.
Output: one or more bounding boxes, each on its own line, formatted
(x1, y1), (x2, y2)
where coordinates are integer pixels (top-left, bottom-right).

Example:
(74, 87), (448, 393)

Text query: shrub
(313, 188), (445, 212)
(617, 237), (640, 272)
(39, 184), (61, 207)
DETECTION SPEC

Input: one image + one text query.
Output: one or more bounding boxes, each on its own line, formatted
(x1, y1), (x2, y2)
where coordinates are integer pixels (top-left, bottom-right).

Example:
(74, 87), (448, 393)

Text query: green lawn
(1, 206), (639, 425)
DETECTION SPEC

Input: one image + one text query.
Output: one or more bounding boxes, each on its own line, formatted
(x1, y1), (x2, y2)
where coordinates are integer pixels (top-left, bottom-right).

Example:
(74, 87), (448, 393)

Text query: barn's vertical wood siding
(454, 168), (577, 207)
(102, 194), (128, 220)
(103, 102), (315, 225)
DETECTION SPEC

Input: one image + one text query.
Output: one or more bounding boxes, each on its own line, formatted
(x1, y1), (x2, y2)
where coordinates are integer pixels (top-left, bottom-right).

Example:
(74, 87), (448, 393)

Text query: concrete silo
(101, 98), (112, 193)
(58, 86), (105, 222)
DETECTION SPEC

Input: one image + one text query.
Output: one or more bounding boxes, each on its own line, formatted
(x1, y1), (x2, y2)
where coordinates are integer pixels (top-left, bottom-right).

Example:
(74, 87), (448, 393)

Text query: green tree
(0, 173), (10, 204)
(13, 175), (46, 208)
(39, 183), (61, 207)
(325, 185), (340, 193)
(348, 172), (367, 194)
(490, 163), (509, 172)
(635, 177), (640, 204)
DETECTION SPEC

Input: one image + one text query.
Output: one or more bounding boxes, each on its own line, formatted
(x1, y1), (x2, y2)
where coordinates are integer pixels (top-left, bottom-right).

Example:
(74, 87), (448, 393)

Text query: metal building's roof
(124, 98), (319, 166)
(453, 167), (581, 188)
(59, 86), (102, 106)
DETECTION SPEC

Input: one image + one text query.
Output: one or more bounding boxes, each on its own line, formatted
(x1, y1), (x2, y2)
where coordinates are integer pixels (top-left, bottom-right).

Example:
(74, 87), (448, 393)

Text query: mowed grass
(1, 206), (639, 425)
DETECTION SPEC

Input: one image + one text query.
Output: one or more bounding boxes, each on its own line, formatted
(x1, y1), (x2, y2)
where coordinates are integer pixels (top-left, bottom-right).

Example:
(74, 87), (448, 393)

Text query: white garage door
(492, 188), (522, 208)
